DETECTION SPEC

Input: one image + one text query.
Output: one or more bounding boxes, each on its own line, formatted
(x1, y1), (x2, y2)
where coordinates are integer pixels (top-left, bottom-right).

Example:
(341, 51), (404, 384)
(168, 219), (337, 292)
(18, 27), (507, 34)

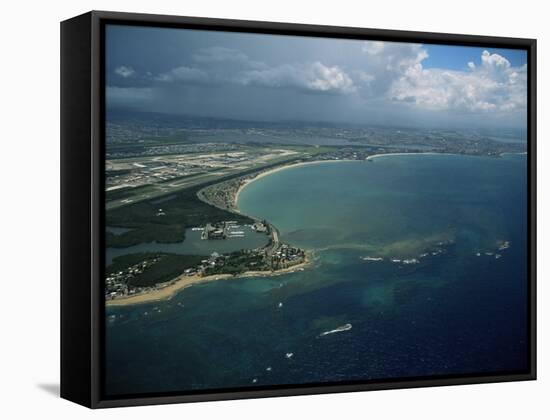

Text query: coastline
(108, 151), (482, 307)
(500, 151), (527, 156)
(106, 252), (313, 307)
(233, 159), (357, 209)
(211, 152), (489, 212)
(234, 153), (465, 207)
(365, 151), (451, 161)
(366, 151), (527, 161)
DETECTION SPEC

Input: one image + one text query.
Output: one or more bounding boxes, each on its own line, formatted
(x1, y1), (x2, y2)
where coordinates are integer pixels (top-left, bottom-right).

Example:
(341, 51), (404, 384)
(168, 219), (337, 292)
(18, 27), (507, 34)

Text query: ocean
(105, 153), (528, 396)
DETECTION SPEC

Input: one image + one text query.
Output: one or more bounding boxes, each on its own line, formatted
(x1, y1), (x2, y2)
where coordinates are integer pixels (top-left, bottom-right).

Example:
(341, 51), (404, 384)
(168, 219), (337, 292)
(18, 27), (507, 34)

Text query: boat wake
(319, 323), (352, 337)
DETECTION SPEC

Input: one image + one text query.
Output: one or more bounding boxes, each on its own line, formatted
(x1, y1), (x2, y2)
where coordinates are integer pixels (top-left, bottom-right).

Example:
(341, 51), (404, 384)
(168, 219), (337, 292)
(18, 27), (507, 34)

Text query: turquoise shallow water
(238, 155), (523, 256)
(105, 154), (528, 396)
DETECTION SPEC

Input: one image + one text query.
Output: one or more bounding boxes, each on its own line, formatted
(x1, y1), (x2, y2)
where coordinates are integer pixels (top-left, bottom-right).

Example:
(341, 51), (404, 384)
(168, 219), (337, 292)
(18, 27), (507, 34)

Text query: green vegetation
(106, 185), (252, 247)
(204, 250), (266, 276)
(106, 153), (313, 247)
(107, 253), (206, 287)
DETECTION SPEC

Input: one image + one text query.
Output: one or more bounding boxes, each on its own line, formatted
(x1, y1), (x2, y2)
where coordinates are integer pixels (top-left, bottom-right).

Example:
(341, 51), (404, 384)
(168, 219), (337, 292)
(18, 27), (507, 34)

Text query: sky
(106, 24), (528, 129)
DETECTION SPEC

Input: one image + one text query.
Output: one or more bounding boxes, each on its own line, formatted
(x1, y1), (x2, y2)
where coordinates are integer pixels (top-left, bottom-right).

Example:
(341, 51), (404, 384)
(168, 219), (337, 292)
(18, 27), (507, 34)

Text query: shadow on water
(36, 383), (59, 397)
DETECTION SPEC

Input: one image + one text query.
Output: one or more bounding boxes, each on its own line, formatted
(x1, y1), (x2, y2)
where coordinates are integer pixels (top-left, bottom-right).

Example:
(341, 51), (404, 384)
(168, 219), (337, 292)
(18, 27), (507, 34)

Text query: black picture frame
(60, 10), (537, 409)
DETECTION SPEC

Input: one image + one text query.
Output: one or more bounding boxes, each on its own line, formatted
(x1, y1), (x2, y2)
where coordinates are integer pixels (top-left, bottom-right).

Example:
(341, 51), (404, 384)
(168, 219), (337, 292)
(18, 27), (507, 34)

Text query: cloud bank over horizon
(106, 25), (527, 129)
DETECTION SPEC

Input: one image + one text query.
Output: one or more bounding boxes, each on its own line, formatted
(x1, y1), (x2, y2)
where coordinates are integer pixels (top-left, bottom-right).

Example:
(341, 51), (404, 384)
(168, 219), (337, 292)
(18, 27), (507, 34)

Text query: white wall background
(0, 0), (547, 418)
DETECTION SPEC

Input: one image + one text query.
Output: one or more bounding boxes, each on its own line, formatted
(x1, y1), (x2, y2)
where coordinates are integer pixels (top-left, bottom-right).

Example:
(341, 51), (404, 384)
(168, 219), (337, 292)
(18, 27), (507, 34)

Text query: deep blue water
(105, 154), (528, 396)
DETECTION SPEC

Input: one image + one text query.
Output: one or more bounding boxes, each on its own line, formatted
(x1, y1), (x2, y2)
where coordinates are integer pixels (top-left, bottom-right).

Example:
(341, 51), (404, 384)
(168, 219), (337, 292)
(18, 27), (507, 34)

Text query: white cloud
(114, 66), (135, 78)
(239, 61), (355, 94)
(383, 48), (526, 113)
(362, 41), (428, 71)
(308, 62), (356, 93)
(362, 41), (385, 55)
(359, 42), (525, 114)
(357, 42), (429, 97)
(481, 50), (511, 70)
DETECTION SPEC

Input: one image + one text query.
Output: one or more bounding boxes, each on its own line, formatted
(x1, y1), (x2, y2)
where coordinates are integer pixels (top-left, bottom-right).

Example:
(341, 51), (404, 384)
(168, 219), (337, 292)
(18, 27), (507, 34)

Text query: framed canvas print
(60, 11), (536, 408)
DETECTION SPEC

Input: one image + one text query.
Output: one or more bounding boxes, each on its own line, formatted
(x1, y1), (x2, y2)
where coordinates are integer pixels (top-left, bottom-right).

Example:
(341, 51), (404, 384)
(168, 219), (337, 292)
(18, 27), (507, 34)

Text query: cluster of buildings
(106, 158), (202, 192)
(197, 177), (245, 211)
(198, 224), (305, 274)
(202, 222), (227, 240)
(270, 244), (306, 270)
(183, 249), (265, 277)
(105, 256), (161, 299)
(200, 220), (269, 240)
(252, 221), (268, 233)
(316, 147), (375, 161)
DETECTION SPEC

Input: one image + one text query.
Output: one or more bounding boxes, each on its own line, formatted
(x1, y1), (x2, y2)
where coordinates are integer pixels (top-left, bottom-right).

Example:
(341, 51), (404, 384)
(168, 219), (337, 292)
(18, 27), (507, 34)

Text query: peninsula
(104, 113), (526, 307)
(106, 164), (313, 305)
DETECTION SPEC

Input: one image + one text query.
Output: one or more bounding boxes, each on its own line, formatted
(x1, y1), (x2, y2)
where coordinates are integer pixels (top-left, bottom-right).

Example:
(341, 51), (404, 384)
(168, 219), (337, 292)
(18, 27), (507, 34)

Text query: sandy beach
(106, 254), (313, 307)
(500, 151), (527, 156)
(233, 159), (357, 209)
(365, 152), (449, 161)
(234, 153), (456, 207)
(230, 153), (460, 210)
(367, 151), (527, 161)
(106, 273), (233, 306)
